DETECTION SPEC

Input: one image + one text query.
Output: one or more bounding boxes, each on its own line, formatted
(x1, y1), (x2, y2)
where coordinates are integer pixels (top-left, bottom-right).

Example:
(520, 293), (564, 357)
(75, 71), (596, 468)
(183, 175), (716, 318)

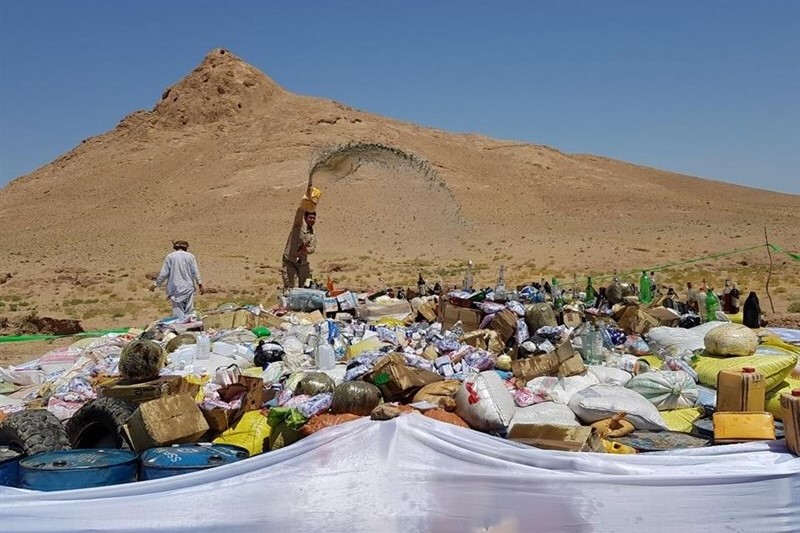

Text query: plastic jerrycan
(716, 367), (765, 412)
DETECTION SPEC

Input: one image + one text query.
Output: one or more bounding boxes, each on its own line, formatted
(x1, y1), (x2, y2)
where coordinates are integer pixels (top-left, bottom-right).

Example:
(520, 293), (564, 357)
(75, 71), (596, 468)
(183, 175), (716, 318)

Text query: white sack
(509, 402), (580, 428)
(568, 384), (667, 430)
(455, 371), (516, 431)
(626, 370), (699, 410)
(526, 372), (599, 404)
(587, 365), (633, 386)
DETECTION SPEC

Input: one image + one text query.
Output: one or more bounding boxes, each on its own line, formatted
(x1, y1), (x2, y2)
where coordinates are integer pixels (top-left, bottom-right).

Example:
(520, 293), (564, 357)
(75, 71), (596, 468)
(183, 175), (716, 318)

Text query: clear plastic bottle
(462, 260), (474, 292)
(313, 328), (336, 370)
(195, 333), (211, 360)
(495, 265), (507, 300)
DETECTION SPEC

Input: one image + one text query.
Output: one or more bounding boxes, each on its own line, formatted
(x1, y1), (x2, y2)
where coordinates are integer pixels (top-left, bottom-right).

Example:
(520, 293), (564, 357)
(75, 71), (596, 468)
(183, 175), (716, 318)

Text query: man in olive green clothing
(282, 187), (320, 291)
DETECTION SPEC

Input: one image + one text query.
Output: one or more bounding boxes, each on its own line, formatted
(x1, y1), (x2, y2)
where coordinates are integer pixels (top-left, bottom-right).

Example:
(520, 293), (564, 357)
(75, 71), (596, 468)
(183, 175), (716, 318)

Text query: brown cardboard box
(616, 306), (660, 335)
(489, 309), (518, 342)
(124, 394), (210, 451)
(97, 375), (191, 403)
(201, 375), (266, 432)
(440, 299), (482, 332)
(417, 301), (438, 322)
(363, 353), (442, 401)
(642, 306), (681, 327)
(508, 424), (604, 452)
(512, 353), (560, 381)
(553, 341), (576, 364)
(557, 354), (587, 377)
(780, 390), (800, 456)
(562, 310), (583, 328)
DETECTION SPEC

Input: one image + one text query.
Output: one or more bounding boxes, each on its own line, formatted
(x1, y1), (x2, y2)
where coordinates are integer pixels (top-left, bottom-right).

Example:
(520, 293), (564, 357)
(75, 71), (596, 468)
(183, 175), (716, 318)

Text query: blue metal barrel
(20, 449), (138, 491)
(139, 443), (249, 480)
(0, 447), (23, 487)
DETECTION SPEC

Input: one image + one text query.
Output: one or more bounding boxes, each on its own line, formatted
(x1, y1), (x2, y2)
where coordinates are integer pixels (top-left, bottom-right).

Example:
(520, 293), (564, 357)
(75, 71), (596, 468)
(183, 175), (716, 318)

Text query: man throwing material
(151, 240), (204, 318)
(282, 185), (321, 291)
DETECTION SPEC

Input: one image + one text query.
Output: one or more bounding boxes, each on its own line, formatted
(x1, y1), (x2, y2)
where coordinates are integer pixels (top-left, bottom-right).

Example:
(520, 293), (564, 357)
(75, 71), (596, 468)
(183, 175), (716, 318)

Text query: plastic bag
(214, 410), (271, 455)
(330, 381), (382, 416)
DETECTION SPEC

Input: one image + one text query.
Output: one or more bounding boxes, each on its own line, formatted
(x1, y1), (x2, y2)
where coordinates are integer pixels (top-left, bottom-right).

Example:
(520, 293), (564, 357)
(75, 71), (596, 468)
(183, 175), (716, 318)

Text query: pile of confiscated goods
(1, 282), (799, 491)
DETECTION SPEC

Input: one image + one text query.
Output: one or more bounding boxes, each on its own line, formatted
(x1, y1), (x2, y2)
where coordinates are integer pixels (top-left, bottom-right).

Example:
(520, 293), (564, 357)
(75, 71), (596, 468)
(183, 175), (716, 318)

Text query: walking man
(151, 240), (204, 318)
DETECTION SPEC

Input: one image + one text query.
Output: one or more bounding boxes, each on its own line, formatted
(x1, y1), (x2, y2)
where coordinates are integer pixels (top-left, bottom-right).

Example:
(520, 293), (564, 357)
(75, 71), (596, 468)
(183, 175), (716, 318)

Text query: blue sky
(1, 1), (798, 193)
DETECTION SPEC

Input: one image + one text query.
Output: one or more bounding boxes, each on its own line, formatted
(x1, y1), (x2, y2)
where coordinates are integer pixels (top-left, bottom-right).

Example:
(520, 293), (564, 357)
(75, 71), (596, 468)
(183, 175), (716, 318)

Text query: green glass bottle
(706, 288), (720, 321)
(585, 277), (596, 303)
(639, 271), (652, 303)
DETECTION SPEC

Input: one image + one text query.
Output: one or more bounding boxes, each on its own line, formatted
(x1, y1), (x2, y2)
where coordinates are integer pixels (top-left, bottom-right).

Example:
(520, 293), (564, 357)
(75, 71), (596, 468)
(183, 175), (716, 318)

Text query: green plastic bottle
(585, 277), (596, 303)
(706, 288), (720, 321)
(639, 271), (652, 303)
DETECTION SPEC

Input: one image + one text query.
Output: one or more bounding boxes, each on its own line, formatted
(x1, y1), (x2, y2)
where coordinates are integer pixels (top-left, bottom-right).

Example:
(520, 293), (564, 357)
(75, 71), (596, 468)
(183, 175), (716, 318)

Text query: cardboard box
(780, 391), (800, 456)
(616, 306), (660, 335)
(489, 309), (518, 343)
(712, 412), (775, 444)
(97, 375), (191, 403)
(124, 394), (210, 451)
(417, 301), (438, 322)
(201, 309), (261, 331)
(440, 299), (482, 333)
(643, 306), (681, 327)
(363, 353), (443, 402)
(508, 424), (603, 452)
(562, 310), (583, 328)
(557, 354), (586, 377)
(512, 353), (560, 381)
(553, 341), (576, 364)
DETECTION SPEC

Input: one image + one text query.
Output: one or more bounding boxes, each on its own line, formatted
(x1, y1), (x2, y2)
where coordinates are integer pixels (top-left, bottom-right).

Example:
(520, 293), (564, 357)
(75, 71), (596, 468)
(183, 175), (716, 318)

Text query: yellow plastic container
(780, 389), (800, 456)
(712, 412), (775, 444)
(716, 367), (766, 412)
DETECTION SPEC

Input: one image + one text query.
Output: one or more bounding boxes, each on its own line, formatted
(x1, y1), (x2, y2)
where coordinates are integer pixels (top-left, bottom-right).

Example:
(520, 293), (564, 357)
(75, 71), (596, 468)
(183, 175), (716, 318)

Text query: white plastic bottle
(196, 333), (211, 360)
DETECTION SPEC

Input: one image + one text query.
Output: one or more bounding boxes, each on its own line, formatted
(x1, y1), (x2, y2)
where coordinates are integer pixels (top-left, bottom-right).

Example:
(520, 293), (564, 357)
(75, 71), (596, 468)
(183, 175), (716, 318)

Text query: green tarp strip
(0, 328), (131, 344)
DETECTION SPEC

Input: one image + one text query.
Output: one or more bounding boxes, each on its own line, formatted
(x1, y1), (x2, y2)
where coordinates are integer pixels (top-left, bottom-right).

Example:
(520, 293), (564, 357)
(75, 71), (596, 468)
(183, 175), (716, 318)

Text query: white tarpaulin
(1, 414), (798, 532)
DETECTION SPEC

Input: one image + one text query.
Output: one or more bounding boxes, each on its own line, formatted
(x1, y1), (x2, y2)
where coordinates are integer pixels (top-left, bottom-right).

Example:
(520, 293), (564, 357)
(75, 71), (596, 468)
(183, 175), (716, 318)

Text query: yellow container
(716, 367), (766, 412)
(712, 412), (775, 444)
(780, 389), (800, 456)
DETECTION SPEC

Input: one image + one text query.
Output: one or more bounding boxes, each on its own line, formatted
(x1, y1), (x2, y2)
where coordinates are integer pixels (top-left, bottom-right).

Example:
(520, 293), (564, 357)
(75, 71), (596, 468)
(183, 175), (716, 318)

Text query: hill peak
(146, 48), (286, 129)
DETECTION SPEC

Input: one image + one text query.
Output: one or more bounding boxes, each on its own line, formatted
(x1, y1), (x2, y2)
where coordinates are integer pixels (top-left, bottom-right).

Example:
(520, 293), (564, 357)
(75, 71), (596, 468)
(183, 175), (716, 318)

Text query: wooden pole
(764, 226), (775, 313)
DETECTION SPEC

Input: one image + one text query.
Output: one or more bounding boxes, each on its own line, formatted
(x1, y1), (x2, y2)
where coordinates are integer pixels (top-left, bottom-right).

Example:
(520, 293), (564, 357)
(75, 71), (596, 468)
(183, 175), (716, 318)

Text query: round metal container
(139, 443), (249, 480)
(0, 447), (23, 488)
(20, 449), (138, 491)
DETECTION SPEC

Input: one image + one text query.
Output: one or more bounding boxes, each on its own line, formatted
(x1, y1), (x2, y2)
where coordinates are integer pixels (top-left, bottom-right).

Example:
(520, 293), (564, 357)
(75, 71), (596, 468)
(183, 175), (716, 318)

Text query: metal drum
(20, 449), (138, 491)
(139, 443), (249, 480)
(0, 447), (23, 487)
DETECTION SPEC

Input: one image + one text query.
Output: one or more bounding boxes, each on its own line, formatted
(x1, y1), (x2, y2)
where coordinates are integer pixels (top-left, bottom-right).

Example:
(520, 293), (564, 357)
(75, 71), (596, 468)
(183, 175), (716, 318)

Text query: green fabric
(0, 328), (130, 344)
(267, 407), (308, 430)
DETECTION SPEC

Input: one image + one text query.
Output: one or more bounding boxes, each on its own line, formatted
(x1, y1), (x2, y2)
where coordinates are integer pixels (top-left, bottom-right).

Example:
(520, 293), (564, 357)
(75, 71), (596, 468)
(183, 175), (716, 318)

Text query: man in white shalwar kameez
(151, 240), (204, 318)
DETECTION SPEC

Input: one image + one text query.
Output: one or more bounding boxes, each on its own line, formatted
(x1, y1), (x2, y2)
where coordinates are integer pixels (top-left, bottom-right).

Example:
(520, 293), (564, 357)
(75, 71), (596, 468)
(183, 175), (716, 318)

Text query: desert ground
(2, 48), (799, 365)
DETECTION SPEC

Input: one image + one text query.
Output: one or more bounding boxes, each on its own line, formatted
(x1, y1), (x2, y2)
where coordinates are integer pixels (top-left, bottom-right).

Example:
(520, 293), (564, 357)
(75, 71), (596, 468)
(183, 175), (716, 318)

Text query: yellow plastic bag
(660, 407), (704, 433)
(694, 352), (797, 392)
(765, 378), (800, 421)
(184, 374), (210, 403)
(213, 410), (271, 456)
